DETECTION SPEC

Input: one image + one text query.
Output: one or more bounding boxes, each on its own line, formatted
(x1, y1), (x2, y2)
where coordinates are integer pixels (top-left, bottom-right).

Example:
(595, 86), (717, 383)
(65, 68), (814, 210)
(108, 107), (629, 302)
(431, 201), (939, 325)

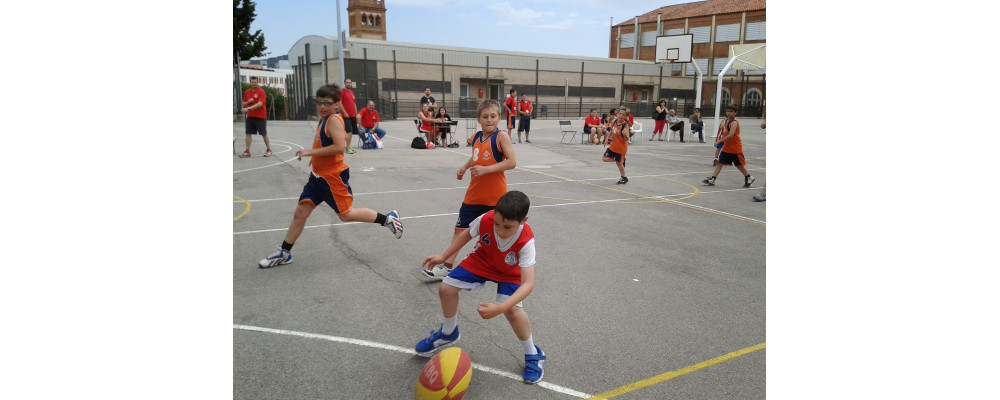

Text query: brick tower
(347, 0), (387, 40)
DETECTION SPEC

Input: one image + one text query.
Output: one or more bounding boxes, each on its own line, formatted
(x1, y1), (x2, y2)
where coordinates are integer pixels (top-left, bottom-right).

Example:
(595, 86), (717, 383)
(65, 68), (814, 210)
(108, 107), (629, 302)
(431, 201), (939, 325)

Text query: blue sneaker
(258, 247), (292, 269)
(525, 140), (532, 144)
(415, 325), (460, 357)
(523, 345), (546, 384)
(384, 210), (402, 239)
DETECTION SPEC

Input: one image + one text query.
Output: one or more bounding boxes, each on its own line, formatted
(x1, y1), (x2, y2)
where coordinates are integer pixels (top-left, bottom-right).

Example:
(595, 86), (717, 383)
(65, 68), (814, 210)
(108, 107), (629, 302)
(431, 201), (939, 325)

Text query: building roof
(615, 0), (766, 26)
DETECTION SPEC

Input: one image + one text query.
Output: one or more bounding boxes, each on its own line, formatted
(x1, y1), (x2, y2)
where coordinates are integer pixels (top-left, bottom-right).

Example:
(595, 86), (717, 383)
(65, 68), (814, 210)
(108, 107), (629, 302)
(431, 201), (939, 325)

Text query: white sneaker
(259, 247), (292, 268)
(384, 210), (402, 239)
(422, 265), (452, 280)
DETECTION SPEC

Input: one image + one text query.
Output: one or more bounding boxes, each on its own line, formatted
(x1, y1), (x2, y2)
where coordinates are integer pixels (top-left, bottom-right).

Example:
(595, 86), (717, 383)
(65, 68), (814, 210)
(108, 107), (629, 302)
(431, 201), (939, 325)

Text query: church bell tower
(347, 0), (387, 40)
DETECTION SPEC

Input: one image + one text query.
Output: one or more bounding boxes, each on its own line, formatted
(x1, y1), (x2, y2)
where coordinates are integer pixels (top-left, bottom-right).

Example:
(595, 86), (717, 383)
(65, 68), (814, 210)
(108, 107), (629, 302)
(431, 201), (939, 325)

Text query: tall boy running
(423, 99), (517, 279)
(257, 84), (402, 268)
(415, 190), (546, 384)
(702, 104), (755, 188)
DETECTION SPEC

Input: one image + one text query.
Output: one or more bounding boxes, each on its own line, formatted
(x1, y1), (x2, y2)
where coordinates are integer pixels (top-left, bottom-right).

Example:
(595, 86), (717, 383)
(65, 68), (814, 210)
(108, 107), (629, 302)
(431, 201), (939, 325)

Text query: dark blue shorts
(603, 148), (625, 165)
(518, 116), (530, 133)
(455, 203), (494, 229)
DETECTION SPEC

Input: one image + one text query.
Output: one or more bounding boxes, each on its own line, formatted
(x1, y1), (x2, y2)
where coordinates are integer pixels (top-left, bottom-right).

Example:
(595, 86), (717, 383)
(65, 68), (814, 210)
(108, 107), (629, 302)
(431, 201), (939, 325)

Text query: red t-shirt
(518, 99), (531, 115)
(504, 97), (517, 116)
(340, 88), (357, 117)
(243, 87), (267, 119)
(585, 115), (601, 127)
(358, 107), (379, 128)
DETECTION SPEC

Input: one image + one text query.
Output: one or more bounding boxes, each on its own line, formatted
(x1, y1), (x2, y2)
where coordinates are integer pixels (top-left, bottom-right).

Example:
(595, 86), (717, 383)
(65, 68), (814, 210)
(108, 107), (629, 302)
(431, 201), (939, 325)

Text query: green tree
(234, 0), (267, 61)
(234, 0), (267, 112)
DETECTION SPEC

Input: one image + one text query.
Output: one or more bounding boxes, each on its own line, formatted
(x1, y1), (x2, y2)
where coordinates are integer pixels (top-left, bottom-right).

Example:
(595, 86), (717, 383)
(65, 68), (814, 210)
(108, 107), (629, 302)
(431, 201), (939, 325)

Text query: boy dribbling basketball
(415, 190), (545, 384)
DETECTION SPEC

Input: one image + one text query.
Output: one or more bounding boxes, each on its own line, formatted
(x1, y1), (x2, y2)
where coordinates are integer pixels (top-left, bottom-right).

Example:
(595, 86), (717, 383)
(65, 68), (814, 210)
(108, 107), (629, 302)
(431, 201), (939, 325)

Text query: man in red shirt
(357, 100), (386, 140)
(240, 77), (271, 157)
(338, 78), (360, 154)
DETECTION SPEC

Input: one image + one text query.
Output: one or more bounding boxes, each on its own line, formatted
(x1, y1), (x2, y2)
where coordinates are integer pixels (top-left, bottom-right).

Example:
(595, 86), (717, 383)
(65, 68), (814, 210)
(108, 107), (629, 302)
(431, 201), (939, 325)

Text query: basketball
(592, 137), (599, 144)
(414, 347), (472, 400)
(466, 138), (472, 146)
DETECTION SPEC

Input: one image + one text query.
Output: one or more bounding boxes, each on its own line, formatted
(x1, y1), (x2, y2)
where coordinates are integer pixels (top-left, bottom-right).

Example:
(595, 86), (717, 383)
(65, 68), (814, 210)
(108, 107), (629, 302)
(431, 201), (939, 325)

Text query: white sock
(442, 316), (458, 335)
(521, 335), (537, 355)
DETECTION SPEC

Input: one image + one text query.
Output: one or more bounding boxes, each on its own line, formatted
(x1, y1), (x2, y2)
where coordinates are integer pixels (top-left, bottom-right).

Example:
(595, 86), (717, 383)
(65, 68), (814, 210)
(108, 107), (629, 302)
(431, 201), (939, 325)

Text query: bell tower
(347, 0), (387, 40)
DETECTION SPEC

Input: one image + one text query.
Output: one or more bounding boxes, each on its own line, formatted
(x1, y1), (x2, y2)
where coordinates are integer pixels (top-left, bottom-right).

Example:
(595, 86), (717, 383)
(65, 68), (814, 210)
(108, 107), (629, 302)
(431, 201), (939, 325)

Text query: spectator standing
(420, 88), (437, 113)
(504, 89), (519, 142)
(650, 100), (667, 141)
(339, 78), (360, 154)
(517, 93), (532, 143)
(239, 77), (271, 157)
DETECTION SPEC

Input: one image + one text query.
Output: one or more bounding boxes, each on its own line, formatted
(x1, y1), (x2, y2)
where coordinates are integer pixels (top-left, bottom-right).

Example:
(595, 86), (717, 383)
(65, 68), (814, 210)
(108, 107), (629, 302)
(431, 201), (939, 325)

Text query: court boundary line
(233, 140), (306, 174)
(233, 324), (593, 398)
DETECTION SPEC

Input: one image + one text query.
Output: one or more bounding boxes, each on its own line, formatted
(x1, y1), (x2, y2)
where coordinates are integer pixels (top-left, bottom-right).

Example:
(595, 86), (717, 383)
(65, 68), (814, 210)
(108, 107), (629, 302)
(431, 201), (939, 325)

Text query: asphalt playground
(233, 116), (766, 399)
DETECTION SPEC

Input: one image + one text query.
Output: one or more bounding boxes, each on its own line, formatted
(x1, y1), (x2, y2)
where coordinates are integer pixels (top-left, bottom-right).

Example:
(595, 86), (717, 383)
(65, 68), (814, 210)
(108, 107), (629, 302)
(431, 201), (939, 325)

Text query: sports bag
(411, 136), (426, 149)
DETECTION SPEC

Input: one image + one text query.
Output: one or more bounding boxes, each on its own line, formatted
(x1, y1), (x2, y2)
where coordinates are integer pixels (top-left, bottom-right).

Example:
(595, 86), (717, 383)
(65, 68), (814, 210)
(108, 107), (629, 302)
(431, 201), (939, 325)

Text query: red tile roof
(615, 0), (766, 26)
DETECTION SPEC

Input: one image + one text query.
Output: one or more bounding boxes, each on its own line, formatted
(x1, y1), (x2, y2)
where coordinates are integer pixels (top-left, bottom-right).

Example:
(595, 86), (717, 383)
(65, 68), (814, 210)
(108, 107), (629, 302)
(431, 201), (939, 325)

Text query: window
(460, 84), (469, 99)
(712, 58), (738, 76)
(745, 21), (765, 41)
(641, 31), (658, 47)
(721, 89), (732, 108)
(690, 26), (710, 43)
(686, 58), (709, 76)
(641, 90), (649, 103)
(376, 15), (381, 27)
(620, 33), (636, 48)
(745, 89), (762, 107)
(361, 14), (367, 26)
(664, 28), (684, 36)
(715, 23), (740, 42)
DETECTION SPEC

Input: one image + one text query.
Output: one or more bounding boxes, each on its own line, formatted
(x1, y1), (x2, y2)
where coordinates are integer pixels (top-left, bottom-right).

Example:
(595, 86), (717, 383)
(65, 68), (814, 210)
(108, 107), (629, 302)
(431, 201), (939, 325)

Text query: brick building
(610, 0), (766, 117)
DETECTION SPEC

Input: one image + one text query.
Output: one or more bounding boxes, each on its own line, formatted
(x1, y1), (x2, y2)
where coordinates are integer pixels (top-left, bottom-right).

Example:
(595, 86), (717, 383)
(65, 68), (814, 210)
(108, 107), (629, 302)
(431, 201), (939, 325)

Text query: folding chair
(558, 120), (576, 144)
(630, 122), (644, 143)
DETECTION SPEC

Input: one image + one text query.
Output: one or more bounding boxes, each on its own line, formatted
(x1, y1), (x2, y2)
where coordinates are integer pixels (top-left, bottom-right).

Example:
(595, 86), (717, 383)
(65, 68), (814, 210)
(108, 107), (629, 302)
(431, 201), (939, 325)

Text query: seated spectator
(417, 103), (439, 144)
(584, 109), (605, 144)
(689, 108), (704, 143)
(358, 100), (387, 141)
(435, 107), (453, 146)
(666, 109), (685, 142)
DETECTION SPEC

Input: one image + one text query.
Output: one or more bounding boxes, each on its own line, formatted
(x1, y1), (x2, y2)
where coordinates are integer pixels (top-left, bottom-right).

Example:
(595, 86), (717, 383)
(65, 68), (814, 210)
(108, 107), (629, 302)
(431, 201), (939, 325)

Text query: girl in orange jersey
(423, 99), (518, 280)
(602, 106), (632, 184)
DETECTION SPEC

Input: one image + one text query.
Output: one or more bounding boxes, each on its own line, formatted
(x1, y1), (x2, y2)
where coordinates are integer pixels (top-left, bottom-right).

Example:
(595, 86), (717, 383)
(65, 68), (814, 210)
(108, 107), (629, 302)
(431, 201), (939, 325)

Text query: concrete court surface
(233, 116), (766, 399)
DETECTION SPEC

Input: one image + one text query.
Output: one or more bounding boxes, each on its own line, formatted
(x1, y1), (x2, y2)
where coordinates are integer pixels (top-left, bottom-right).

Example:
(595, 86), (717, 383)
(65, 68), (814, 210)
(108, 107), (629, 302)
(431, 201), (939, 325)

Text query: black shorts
(603, 148), (626, 165)
(669, 121), (684, 131)
(455, 203), (494, 229)
(718, 151), (746, 166)
(245, 117), (267, 136)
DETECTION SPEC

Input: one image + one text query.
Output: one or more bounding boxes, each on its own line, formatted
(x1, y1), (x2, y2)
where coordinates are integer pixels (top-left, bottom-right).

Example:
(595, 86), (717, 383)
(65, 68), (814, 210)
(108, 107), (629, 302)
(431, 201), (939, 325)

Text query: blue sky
(249, 0), (699, 60)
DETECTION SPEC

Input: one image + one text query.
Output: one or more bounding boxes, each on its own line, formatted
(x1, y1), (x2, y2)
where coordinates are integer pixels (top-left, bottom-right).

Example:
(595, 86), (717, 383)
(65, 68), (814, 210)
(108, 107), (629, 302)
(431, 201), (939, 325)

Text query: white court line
(233, 140), (306, 174)
(233, 189), (762, 235)
(233, 324), (593, 398)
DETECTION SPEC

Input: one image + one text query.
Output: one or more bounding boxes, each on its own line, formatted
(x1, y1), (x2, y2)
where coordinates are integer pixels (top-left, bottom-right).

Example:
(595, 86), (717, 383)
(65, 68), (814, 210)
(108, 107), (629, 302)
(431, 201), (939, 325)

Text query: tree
(234, 0), (267, 113)
(234, 0), (267, 61)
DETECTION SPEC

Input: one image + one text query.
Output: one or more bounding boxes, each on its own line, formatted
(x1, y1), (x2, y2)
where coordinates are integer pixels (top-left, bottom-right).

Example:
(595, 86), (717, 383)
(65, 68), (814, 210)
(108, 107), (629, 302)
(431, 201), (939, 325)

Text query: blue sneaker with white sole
(415, 325), (460, 357)
(523, 345), (546, 384)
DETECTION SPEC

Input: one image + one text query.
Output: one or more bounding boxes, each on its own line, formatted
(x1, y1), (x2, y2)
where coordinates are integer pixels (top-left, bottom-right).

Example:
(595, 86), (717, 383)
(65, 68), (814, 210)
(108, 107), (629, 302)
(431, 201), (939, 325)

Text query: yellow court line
(233, 196), (251, 222)
(587, 342), (766, 400)
(517, 167), (764, 225)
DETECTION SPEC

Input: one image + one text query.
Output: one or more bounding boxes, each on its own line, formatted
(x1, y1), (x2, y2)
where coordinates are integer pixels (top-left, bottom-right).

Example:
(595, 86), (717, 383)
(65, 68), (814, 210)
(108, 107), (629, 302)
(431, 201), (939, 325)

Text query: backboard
(654, 34), (693, 63)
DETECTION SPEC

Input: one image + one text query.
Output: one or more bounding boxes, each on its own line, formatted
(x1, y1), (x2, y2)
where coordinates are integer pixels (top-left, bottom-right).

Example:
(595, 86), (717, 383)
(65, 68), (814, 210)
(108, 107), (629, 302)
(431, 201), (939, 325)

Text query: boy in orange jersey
(257, 84), (403, 269)
(702, 104), (755, 188)
(415, 190), (545, 384)
(423, 99), (517, 279)
(603, 106), (632, 184)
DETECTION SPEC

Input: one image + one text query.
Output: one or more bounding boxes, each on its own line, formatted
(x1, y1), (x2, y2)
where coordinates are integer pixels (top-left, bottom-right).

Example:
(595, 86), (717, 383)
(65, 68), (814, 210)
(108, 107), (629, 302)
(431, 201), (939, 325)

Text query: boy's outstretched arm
(478, 266), (535, 319)
(423, 230), (475, 271)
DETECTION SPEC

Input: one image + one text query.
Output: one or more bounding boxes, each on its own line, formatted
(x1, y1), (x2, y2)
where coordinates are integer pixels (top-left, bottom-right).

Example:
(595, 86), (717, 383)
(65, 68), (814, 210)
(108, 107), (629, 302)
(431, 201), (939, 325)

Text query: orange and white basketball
(414, 347), (472, 400)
